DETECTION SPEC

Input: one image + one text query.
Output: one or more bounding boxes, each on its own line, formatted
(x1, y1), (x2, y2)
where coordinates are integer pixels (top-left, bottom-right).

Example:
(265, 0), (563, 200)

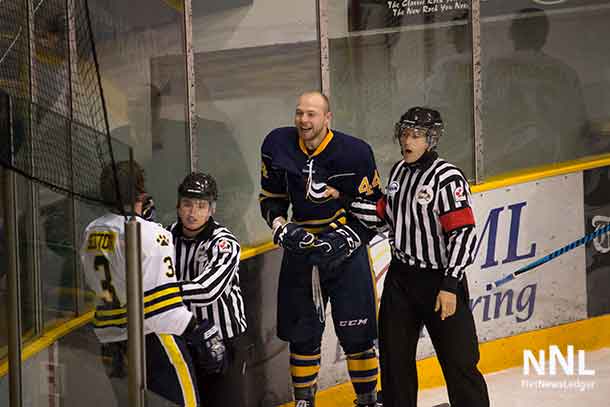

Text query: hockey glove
(308, 224), (362, 269)
(273, 222), (316, 255)
(183, 318), (227, 375)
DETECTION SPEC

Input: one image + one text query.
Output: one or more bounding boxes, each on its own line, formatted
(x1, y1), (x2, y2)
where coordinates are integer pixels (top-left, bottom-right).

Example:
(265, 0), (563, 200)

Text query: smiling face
(294, 92), (332, 150)
(399, 127), (430, 163)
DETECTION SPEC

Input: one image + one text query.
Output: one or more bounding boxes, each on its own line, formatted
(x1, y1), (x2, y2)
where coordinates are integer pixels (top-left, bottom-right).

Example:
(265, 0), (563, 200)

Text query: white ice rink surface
(418, 348), (610, 407)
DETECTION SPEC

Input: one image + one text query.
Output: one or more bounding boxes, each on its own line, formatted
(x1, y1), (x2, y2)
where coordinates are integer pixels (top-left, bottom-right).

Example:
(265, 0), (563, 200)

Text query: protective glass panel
(191, 0), (321, 245)
(89, 0), (190, 225)
(481, 2), (610, 177)
(328, 1), (475, 182)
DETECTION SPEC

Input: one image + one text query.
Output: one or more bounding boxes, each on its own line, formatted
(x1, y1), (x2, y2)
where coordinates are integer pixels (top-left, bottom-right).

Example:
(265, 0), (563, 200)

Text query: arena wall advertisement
(317, 172), (588, 389)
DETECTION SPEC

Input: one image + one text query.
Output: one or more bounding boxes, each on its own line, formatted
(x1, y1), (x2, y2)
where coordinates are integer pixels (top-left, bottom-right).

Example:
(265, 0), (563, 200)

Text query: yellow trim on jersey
(95, 286), (183, 318)
(93, 316), (127, 327)
(94, 297), (184, 327)
(159, 334), (197, 407)
(294, 208), (346, 227)
(290, 353), (321, 361)
(94, 287), (184, 327)
(95, 307), (126, 317)
(303, 217), (347, 234)
(145, 286), (181, 302)
(299, 130), (334, 157)
(143, 297), (184, 315)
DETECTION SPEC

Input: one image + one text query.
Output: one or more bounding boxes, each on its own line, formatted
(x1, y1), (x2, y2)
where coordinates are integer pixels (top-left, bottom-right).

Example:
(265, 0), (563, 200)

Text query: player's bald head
(297, 91), (330, 114)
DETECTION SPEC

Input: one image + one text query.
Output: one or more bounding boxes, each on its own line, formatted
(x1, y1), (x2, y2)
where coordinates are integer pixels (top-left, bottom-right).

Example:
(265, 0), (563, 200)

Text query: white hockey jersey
(80, 213), (193, 343)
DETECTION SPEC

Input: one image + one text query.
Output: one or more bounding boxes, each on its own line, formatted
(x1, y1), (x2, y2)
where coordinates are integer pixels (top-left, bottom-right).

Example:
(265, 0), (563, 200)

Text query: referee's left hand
(435, 290), (457, 320)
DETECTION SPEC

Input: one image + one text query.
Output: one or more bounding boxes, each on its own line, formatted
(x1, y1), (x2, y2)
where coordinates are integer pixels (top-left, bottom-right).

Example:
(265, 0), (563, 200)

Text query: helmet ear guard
(394, 106), (444, 151)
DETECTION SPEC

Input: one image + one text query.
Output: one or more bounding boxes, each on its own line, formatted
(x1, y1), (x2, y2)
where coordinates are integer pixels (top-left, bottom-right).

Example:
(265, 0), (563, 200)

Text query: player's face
(295, 94), (331, 145)
(178, 197), (213, 231)
(399, 127), (429, 163)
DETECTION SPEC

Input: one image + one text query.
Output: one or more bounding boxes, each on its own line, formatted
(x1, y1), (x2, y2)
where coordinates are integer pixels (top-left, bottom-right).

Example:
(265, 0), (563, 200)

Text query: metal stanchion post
(125, 217), (145, 407)
(3, 93), (23, 407)
(125, 151), (145, 407)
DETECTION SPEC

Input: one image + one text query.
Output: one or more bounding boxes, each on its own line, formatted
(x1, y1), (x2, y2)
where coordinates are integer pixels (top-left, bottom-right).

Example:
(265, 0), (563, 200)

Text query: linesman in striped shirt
(169, 172), (247, 406)
(349, 107), (489, 407)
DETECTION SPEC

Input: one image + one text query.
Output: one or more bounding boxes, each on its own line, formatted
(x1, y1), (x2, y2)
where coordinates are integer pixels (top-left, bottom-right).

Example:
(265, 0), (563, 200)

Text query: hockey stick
(485, 222), (610, 291)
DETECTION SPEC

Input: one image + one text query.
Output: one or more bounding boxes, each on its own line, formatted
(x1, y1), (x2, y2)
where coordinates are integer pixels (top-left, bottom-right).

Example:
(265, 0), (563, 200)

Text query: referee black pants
(379, 260), (489, 407)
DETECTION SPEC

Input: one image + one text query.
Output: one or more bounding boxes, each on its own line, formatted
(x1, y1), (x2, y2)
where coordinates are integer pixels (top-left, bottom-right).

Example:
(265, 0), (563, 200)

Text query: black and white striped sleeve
(437, 172), (477, 293)
(349, 195), (389, 233)
(179, 234), (241, 306)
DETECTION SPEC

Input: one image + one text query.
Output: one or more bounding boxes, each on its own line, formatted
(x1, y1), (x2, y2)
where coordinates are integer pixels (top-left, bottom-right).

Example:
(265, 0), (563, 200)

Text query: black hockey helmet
(178, 172), (218, 202)
(394, 107), (444, 150)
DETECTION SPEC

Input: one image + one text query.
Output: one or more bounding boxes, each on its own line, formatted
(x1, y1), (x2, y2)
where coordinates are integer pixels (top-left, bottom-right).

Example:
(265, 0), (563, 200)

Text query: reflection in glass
(329, 2), (475, 181)
(192, 0), (320, 245)
(89, 0), (189, 225)
(39, 188), (77, 326)
(481, 4), (610, 177)
(483, 7), (589, 176)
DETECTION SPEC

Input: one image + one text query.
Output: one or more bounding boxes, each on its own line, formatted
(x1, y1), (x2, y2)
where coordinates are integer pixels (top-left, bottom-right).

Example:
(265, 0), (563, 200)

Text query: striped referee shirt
(169, 218), (247, 339)
(352, 151), (477, 292)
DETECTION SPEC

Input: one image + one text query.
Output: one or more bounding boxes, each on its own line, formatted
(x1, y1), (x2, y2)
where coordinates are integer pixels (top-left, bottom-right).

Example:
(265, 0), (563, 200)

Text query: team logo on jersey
(156, 234), (169, 247)
(454, 186), (466, 202)
(386, 181), (400, 198)
(217, 239), (232, 254)
(416, 185), (434, 205)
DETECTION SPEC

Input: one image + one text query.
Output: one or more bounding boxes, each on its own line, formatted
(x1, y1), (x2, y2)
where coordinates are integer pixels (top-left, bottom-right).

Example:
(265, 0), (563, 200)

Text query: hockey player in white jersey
(81, 160), (225, 406)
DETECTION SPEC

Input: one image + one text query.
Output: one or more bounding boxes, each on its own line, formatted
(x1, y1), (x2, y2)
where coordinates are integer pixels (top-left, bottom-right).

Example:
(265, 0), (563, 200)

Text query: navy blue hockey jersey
(260, 127), (382, 239)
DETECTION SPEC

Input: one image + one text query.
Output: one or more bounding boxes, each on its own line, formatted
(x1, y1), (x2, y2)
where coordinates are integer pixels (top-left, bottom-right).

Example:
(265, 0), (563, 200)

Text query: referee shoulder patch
(216, 238), (233, 254)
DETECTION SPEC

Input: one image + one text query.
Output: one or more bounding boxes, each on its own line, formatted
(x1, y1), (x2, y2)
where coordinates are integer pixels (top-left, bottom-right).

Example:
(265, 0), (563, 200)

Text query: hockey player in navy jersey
(81, 161), (225, 406)
(260, 91), (382, 407)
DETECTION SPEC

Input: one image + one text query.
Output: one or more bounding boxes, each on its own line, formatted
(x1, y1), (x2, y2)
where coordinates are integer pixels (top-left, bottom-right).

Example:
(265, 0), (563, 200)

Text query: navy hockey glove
(273, 222), (315, 254)
(183, 319), (227, 375)
(308, 224), (362, 269)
